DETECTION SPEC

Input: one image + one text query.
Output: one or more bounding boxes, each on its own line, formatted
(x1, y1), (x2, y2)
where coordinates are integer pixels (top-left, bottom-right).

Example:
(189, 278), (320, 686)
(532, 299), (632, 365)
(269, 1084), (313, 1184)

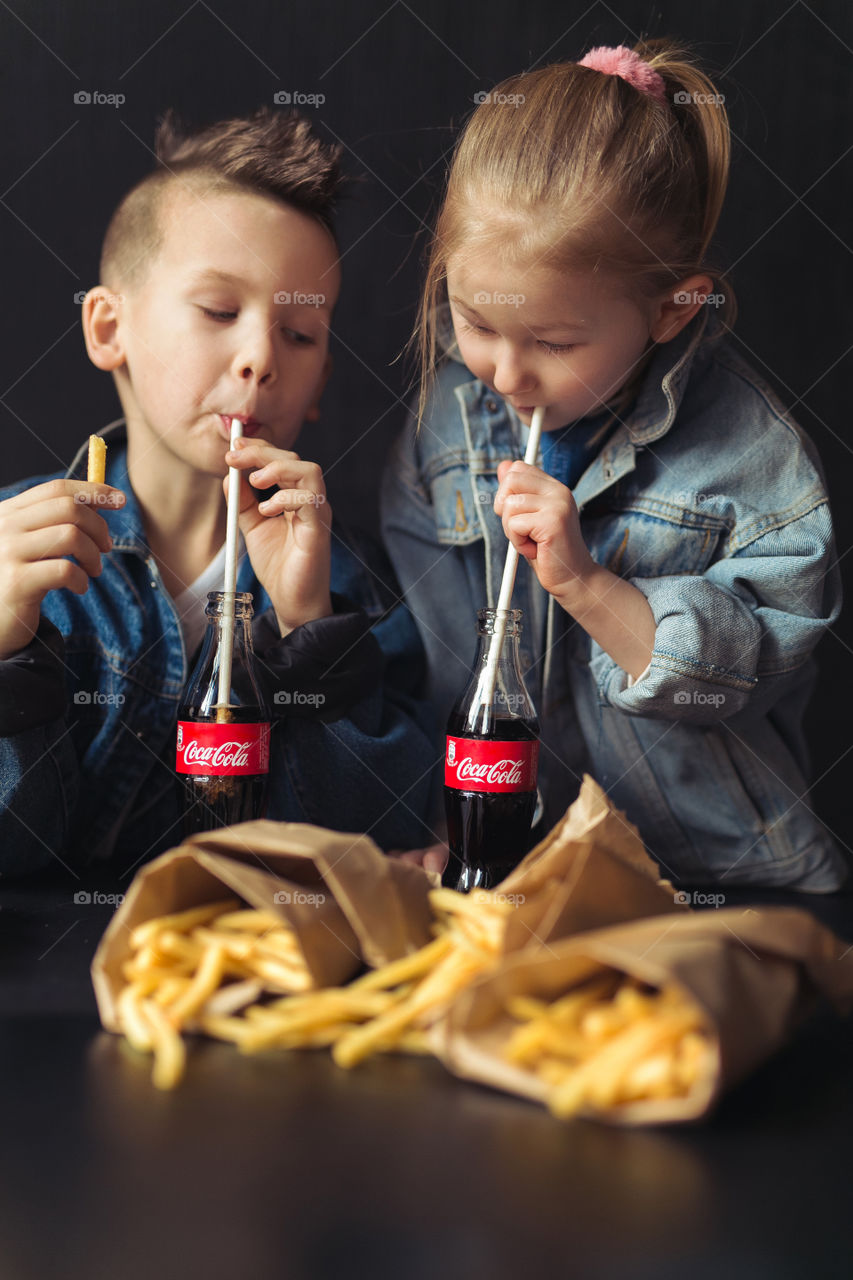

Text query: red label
(445, 736), (539, 793)
(176, 721), (271, 776)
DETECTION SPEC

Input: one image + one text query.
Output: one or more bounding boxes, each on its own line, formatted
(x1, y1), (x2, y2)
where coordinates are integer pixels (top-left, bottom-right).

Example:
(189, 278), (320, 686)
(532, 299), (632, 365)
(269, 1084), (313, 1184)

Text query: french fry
(129, 899), (240, 950)
(87, 434), (106, 484)
(166, 941), (227, 1025)
(115, 884), (527, 1088)
(350, 934), (453, 992)
(501, 975), (714, 1118)
(140, 998), (187, 1091)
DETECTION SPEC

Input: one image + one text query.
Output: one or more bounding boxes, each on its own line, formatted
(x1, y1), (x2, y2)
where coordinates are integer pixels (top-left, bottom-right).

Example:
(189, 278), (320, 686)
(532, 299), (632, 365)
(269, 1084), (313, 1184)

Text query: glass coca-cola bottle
(176, 590), (271, 837)
(443, 607), (540, 892)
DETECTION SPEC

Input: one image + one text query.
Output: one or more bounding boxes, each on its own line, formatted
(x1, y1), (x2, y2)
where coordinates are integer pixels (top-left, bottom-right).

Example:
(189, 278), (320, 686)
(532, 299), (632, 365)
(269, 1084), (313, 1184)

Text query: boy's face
(106, 186), (340, 476)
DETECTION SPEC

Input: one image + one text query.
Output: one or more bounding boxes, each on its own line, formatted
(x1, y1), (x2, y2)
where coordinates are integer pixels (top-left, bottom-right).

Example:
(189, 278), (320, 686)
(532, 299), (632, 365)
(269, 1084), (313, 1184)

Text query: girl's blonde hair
(415, 38), (734, 419)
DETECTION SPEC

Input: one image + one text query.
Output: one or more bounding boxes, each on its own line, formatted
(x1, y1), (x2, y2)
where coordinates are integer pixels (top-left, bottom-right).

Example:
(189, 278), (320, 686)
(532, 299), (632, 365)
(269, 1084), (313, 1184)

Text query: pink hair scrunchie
(578, 45), (667, 106)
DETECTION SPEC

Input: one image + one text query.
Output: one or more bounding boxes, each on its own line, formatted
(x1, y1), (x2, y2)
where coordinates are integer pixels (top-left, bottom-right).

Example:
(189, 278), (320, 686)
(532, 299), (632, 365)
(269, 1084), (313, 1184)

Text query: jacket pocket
(428, 459), (489, 547)
(583, 502), (723, 578)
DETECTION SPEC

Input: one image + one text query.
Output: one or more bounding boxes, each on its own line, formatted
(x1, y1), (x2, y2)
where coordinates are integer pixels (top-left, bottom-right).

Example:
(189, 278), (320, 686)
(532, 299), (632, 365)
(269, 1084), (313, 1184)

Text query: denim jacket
(0, 422), (435, 876)
(381, 311), (848, 891)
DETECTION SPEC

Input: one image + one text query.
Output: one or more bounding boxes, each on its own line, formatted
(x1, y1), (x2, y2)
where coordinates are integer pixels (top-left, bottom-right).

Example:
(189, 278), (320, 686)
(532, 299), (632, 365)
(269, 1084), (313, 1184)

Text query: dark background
(1, 0), (851, 835)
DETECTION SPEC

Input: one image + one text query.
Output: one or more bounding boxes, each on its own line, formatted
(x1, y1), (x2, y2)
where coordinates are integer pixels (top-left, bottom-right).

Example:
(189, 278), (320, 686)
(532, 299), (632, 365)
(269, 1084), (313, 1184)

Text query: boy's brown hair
(100, 107), (343, 288)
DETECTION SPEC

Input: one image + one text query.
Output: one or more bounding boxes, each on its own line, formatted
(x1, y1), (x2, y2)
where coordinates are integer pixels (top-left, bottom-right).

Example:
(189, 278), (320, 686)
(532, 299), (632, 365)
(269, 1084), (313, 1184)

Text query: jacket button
(486, 399), (498, 413)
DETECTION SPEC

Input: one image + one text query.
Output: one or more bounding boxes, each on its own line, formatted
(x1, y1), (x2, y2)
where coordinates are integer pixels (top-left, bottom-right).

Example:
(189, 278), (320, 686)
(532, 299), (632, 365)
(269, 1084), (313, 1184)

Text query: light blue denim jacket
(0, 422), (435, 876)
(381, 311), (848, 890)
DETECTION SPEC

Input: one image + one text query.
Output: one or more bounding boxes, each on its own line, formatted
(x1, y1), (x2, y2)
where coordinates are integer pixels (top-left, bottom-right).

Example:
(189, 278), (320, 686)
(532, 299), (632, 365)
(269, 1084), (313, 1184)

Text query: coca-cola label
(445, 736), (539, 793)
(176, 721), (271, 776)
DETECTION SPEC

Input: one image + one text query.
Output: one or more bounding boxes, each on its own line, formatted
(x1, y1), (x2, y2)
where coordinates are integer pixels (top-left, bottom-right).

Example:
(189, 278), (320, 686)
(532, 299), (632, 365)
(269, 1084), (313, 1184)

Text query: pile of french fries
(503, 974), (715, 1117)
(116, 888), (511, 1090)
(115, 889), (715, 1116)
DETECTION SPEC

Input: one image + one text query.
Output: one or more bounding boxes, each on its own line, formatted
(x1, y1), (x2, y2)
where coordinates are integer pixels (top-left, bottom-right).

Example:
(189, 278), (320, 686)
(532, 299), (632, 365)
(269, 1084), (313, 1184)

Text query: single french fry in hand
(87, 434), (107, 484)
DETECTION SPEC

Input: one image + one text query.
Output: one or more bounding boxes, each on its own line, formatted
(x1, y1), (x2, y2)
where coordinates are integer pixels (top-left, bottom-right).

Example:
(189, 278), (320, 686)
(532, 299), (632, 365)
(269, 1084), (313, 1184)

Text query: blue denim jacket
(381, 311), (849, 890)
(0, 422), (435, 876)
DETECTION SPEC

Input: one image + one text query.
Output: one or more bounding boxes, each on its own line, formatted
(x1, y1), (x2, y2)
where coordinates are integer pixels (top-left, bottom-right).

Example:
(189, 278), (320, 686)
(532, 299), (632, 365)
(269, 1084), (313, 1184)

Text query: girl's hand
(224, 438), (332, 635)
(494, 459), (594, 599)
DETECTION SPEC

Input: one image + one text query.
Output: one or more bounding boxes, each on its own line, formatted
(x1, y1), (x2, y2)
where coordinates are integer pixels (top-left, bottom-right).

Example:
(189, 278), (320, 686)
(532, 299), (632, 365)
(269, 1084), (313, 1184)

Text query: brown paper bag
(438, 906), (853, 1125)
(491, 775), (684, 954)
(92, 821), (434, 1033)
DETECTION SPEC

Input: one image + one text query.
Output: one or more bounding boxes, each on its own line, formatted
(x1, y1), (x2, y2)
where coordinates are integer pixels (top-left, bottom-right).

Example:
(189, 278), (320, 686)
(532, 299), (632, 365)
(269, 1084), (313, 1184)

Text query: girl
(382, 39), (848, 890)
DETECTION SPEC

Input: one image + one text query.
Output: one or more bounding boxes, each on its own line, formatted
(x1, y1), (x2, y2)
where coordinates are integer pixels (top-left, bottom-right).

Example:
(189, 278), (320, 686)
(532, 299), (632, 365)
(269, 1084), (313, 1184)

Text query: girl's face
(446, 251), (655, 431)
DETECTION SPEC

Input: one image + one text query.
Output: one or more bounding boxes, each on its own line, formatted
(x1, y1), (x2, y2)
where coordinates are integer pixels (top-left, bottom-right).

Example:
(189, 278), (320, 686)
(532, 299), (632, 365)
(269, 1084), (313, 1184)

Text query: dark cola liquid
(178, 704), (269, 838)
(443, 712), (538, 892)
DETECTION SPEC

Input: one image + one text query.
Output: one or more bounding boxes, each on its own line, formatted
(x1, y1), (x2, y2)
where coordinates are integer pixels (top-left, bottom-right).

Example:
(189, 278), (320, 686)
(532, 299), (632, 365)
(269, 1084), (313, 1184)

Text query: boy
(0, 108), (435, 875)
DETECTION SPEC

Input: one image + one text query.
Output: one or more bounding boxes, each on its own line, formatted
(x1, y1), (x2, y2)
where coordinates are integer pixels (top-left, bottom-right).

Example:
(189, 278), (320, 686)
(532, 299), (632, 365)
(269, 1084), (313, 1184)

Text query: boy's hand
(224, 438), (332, 635)
(494, 459), (595, 599)
(0, 479), (125, 660)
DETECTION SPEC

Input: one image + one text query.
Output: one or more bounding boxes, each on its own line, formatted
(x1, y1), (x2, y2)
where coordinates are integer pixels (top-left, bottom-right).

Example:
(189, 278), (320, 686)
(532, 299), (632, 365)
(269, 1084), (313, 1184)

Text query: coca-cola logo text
(176, 721), (270, 776)
(181, 740), (252, 770)
(455, 757), (524, 787)
(445, 735), (538, 794)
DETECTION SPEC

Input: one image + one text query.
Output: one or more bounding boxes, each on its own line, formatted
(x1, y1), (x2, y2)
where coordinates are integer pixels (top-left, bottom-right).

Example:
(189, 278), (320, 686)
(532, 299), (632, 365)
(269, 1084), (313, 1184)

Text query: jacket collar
(623, 307), (712, 446)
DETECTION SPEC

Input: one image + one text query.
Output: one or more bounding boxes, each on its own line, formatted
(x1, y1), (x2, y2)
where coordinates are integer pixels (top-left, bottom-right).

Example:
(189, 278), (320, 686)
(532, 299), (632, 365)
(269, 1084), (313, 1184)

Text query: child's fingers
(257, 488), (330, 524)
(249, 460), (325, 498)
(2, 479), (126, 513)
(12, 496), (114, 552)
(494, 462), (563, 514)
(224, 439), (299, 470)
(226, 448), (326, 502)
(19, 525), (107, 579)
(13, 557), (91, 599)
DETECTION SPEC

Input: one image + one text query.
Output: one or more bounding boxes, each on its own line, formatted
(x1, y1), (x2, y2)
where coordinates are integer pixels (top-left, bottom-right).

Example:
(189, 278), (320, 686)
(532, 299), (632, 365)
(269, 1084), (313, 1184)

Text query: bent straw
(216, 417), (243, 722)
(467, 406), (545, 733)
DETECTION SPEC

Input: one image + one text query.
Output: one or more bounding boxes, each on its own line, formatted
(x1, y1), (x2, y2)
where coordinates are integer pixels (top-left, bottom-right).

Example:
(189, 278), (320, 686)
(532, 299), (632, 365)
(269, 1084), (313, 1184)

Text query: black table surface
(2, 867), (853, 1280)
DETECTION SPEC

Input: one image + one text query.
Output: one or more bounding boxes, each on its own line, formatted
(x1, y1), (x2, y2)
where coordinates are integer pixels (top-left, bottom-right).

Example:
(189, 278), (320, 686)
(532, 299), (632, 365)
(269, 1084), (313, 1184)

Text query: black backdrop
(2, 0), (852, 838)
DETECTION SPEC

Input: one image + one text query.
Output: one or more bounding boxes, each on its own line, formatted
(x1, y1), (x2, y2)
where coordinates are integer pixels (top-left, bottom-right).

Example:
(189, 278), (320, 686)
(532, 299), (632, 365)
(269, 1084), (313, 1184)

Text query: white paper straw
(467, 406), (545, 731)
(216, 417), (243, 719)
